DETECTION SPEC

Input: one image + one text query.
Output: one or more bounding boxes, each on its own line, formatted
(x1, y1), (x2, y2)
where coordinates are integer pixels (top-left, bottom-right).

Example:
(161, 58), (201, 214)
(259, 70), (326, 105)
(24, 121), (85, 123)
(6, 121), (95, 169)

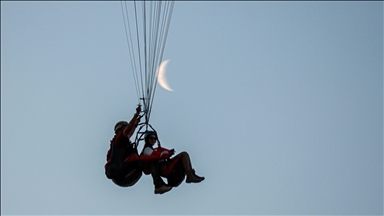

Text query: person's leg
(149, 162), (172, 194)
(149, 162), (165, 187)
(175, 151), (204, 183)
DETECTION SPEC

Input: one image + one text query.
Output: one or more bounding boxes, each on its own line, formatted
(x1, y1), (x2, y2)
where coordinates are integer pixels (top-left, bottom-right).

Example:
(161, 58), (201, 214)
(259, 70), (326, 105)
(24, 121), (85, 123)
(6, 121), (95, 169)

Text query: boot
(186, 169), (204, 183)
(192, 169), (205, 180)
(154, 185), (172, 194)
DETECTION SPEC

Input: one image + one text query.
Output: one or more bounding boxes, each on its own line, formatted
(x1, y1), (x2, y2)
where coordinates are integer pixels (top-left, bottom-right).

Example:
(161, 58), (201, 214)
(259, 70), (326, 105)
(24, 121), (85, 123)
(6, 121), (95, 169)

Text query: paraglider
(104, 1), (204, 194)
(104, 105), (142, 187)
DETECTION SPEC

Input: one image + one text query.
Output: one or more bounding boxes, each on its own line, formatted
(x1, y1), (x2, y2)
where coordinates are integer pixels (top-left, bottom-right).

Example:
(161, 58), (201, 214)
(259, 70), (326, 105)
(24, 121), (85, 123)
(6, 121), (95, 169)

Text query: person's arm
(123, 105), (141, 138)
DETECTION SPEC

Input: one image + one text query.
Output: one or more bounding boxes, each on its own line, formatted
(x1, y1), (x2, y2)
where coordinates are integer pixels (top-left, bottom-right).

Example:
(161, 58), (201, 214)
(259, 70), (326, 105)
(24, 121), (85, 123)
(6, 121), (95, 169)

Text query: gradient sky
(1, 1), (383, 215)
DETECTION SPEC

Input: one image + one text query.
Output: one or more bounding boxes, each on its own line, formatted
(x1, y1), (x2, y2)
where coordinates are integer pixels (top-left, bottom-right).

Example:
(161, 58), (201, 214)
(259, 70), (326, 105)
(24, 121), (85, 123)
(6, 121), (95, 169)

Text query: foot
(192, 169), (205, 180)
(154, 185), (172, 194)
(186, 169), (205, 183)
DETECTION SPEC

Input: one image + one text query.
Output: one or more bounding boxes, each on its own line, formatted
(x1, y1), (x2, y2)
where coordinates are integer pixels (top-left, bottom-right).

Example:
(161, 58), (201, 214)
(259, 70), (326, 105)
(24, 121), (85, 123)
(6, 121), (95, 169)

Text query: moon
(157, 60), (173, 91)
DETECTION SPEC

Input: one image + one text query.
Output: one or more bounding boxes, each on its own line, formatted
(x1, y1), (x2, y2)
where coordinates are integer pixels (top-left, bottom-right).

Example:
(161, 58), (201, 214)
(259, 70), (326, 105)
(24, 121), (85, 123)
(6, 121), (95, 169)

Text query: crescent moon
(157, 60), (173, 91)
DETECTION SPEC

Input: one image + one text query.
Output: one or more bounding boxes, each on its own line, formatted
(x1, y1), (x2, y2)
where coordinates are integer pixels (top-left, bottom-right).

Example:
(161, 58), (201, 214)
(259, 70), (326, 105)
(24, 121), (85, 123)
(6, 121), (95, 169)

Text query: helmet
(144, 130), (156, 140)
(114, 121), (128, 132)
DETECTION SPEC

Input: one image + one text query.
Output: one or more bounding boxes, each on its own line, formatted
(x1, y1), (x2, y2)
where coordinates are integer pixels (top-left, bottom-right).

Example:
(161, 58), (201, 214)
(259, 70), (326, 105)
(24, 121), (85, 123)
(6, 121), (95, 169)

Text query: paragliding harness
(104, 138), (142, 187)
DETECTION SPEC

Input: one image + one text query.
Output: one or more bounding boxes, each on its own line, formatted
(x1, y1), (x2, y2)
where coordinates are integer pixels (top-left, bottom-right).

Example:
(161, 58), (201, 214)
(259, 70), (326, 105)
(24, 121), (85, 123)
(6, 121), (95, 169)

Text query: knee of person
(180, 151), (189, 156)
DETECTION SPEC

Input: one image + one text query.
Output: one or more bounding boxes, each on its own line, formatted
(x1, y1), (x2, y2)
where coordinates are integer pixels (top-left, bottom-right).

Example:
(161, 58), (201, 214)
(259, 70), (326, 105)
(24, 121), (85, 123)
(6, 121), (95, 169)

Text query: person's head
(114, 121), (128, 134)
(144, 130), (157, 145)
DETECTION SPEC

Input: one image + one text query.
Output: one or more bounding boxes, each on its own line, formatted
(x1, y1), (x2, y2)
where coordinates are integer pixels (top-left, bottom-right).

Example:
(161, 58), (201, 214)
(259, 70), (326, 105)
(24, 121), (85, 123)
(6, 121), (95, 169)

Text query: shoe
(186, 169), (205, 183)
(154, 185), (172, 194)
(192, 169), (205, 180)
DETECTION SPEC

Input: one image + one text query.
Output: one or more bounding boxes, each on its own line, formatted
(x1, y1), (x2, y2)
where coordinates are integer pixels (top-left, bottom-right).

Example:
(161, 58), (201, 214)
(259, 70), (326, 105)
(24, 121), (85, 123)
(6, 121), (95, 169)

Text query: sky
(1, 1), (383, 215)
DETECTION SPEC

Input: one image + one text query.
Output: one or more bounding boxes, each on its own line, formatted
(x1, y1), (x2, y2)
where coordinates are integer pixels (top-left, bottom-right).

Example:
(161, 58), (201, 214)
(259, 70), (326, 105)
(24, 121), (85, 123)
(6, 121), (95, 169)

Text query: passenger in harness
(140, 131), (204, 193)
(139, 131), (173, 194)
(104, 105), (142, 187)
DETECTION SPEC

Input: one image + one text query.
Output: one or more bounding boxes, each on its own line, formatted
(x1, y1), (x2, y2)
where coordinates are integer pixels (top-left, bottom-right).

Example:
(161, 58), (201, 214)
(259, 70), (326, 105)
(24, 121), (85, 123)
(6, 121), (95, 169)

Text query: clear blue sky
(1, 1), (383, 215)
